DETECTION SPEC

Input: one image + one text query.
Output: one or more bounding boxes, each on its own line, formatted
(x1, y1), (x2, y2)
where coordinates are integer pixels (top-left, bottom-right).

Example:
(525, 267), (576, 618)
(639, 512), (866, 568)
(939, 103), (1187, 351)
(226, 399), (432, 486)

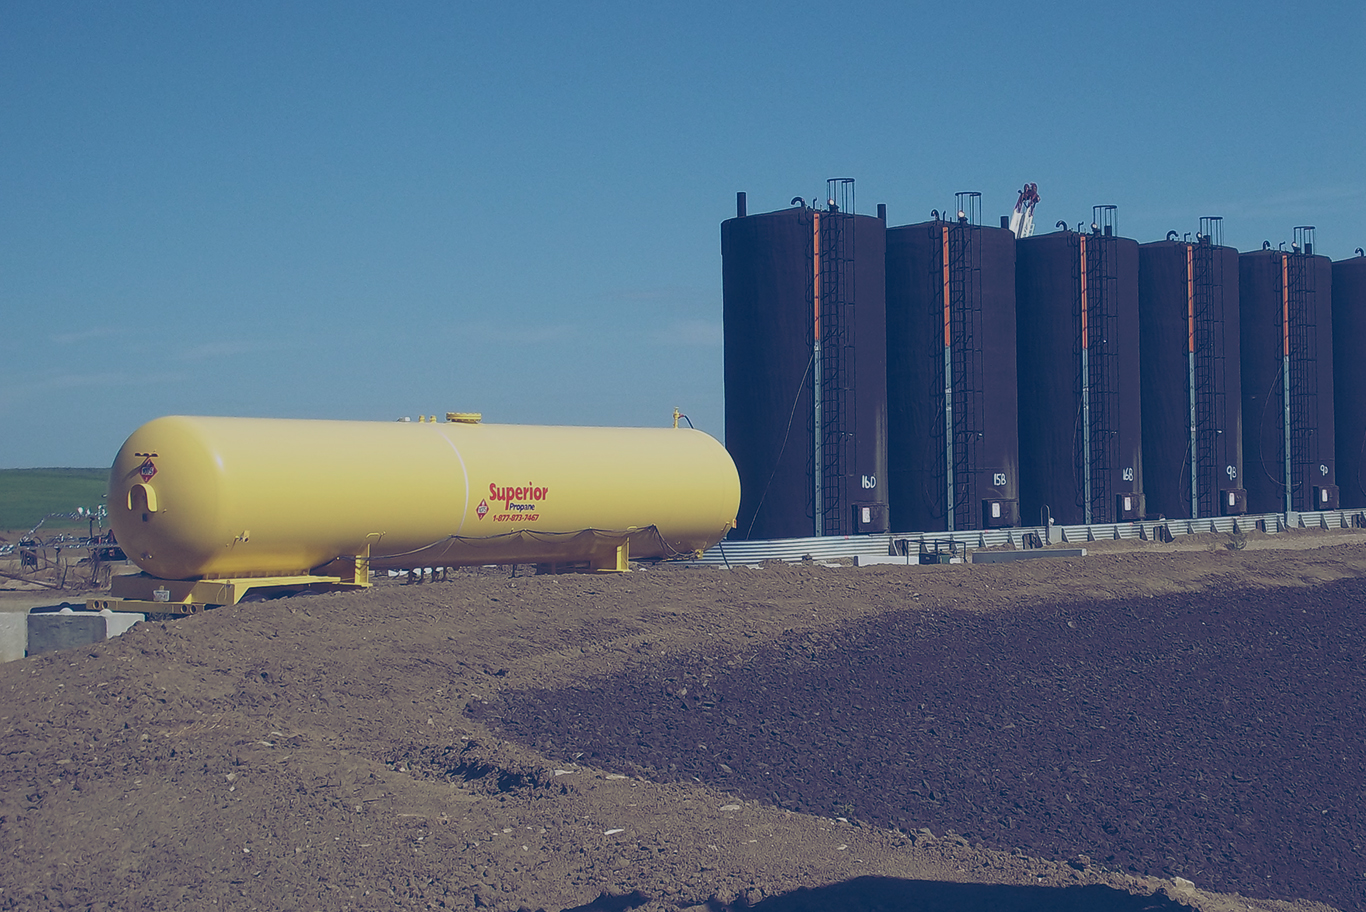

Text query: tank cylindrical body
(722, 204), (888, 540)
(1332, 257), (1366, 506)
(1138, 240), (1243, 519)
(1239, 250), (1336, 513)
(108, 416), (741, 580)
(886, 220), (1019, 532)
(1016, 230), (1144, 526)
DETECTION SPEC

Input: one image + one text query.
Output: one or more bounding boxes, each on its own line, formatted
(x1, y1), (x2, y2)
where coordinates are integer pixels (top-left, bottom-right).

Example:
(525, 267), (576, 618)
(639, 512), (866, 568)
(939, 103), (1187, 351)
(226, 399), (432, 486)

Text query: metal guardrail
(683, 509), (1366, 568)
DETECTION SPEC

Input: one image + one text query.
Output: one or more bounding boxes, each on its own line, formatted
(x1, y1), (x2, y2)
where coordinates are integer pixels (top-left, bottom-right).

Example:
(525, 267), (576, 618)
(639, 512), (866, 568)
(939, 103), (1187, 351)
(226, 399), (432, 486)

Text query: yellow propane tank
(108, 415), (740, 580)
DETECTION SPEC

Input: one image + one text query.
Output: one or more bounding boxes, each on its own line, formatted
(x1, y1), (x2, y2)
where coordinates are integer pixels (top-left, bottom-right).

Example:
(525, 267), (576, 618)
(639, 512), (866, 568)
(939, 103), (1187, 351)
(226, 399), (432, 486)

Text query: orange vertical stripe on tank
(1079, 234), (1089, 348)
(1187, 245), (1195, 354)
(942, 225), (951, 347)
(813, 211), (821, 342)
(1282, 253), (1290, 357)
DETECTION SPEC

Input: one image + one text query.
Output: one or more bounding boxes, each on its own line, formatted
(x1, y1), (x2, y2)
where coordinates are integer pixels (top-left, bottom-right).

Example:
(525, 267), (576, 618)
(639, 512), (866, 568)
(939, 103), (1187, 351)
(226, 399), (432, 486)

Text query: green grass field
(0, 468), (109, 531)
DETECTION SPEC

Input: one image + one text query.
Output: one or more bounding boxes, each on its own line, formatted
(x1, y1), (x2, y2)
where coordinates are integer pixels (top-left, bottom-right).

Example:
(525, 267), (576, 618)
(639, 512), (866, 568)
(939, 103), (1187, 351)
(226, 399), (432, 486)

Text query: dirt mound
(3, 535), (1363, 911)
(488, 578), (1365, 906)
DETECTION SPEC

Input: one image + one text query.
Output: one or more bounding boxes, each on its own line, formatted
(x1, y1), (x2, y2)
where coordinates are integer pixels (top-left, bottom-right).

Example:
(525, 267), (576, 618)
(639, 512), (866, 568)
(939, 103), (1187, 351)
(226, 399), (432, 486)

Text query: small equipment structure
(1008, 183), (1040, 239)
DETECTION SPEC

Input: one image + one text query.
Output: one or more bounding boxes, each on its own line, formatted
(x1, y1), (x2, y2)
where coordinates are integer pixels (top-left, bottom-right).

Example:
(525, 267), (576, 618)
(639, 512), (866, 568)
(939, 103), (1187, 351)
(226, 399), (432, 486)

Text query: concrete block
(970, 548), (1087, 564)
(100, 609), (144, 638)
(0, 614), (26, 663)
(853, 554), (922, 567)
(27, 608), (107, 656)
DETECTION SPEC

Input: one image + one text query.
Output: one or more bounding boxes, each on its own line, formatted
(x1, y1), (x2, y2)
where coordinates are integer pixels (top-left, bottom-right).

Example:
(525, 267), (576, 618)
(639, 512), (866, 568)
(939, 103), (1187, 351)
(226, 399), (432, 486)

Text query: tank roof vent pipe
(736, 192), (747, 218)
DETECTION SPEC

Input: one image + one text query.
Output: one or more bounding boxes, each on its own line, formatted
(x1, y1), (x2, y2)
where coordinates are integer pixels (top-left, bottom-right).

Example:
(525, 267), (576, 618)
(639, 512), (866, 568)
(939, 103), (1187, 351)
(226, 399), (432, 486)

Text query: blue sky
(3, 1), (1363, 467)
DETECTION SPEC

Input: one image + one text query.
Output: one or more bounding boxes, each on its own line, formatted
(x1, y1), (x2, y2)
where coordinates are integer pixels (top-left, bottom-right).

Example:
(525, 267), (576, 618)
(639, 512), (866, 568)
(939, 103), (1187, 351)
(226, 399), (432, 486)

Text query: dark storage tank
(1138, 234), (1244, 519)
(886, 217), (1018, 532)
(1016, 227), (1143, 526)
(722, 193), (888, 540)
(1332, 254), (1366, 507)
(1239, 247), (1336, 513)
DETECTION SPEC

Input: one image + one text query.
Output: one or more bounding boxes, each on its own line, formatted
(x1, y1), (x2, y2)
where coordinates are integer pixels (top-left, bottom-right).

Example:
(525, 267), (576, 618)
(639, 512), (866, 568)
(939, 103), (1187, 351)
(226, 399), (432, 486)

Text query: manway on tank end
(89, 411), (741, 614)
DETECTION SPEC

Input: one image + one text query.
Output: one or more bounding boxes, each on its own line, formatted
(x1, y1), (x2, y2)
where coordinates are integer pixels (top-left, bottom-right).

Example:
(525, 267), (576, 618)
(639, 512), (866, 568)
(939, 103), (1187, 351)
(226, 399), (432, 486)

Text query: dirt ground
(2, 528), (1365, 911)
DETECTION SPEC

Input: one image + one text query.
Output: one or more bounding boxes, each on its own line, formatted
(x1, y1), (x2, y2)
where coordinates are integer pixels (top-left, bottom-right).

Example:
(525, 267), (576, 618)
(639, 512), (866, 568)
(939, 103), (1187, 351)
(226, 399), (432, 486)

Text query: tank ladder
(1074, 207), (1121, 523)
(1284, 226), (1320, 512)
(1189, 217), (1228, 518)
(946, 193), (985, 531)
(809, 178), (858, 536)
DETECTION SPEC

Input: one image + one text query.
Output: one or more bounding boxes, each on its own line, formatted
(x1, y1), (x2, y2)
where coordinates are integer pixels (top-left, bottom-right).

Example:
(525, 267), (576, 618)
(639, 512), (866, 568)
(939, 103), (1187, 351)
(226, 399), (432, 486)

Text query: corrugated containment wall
(722, 189), (888, 540)
(1016, 224), (1143, 526)
(886, 214), (1018, 532)
(1138, 230), (1245, 520)
(1332, 254), (1366, 507)
(1239, 243), (1336, 513)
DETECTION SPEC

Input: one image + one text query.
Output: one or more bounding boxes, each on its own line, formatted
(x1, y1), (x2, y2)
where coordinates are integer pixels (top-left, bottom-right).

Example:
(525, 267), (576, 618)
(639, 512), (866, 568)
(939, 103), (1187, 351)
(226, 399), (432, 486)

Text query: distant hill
(0, 468), (108, 532)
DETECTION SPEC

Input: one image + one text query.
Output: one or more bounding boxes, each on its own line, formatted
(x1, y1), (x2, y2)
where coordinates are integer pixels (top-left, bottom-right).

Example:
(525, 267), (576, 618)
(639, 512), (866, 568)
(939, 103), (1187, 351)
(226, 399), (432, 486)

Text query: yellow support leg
(335, 547), (371, 587)
(590, 540), (631, 573)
